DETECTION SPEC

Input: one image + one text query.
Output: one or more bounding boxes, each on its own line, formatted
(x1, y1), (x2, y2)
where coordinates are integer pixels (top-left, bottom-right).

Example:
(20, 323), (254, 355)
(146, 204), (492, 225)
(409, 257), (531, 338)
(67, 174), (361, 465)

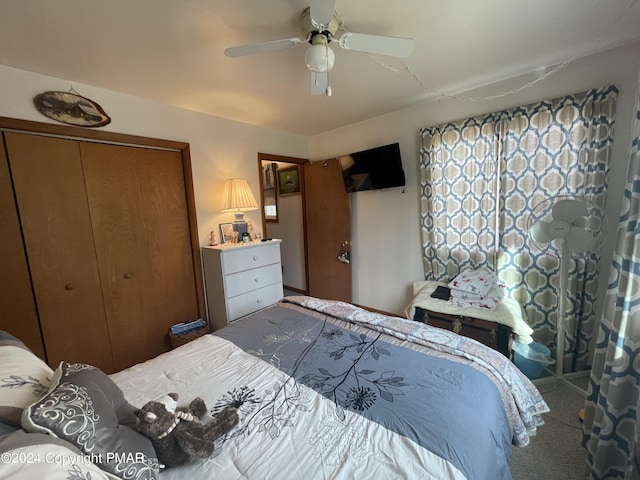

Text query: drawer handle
(65, 283), (74, 291)
(123, 273), (132, 279)
(256, 298), (262, 304)
(253, 255), (259, 261)
(254, 277), (260, 283)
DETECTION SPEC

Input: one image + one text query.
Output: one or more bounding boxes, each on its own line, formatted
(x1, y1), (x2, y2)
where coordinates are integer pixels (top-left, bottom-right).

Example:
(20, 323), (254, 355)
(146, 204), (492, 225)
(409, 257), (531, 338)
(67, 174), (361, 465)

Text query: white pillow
(0, 345), (52, 427)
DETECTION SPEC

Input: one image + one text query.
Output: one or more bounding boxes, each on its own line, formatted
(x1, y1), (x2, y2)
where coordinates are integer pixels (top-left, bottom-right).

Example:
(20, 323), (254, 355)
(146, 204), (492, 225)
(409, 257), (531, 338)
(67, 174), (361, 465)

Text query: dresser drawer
(224, 263), (282, 298)
(226, 282), (283, 322)
(222, 243), (281, 274)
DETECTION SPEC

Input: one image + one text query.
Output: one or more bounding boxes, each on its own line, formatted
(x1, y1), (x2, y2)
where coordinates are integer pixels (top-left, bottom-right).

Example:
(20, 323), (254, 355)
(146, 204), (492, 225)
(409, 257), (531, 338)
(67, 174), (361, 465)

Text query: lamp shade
(221, 178), (258, 212)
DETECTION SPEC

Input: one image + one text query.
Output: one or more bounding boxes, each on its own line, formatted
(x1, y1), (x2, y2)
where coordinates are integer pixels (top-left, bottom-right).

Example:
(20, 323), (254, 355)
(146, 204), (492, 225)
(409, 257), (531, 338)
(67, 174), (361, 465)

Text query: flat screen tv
(339, 142), (406, 193)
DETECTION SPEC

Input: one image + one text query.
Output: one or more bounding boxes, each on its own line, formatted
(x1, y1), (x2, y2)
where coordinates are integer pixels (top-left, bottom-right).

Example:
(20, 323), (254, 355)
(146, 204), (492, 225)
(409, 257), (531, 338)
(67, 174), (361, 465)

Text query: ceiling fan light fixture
(305, 43), (335, 73)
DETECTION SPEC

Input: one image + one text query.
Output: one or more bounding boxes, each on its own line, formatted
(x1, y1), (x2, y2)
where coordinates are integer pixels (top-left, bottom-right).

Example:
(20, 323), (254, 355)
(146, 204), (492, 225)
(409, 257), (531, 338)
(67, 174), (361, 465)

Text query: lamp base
(232, 212), (248, 236)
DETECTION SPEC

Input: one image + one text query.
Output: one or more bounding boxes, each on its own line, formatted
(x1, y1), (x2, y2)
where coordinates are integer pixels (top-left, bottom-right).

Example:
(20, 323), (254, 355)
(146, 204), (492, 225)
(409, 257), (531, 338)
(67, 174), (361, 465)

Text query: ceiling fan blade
(336, 32), (415, 58)
(310, 0), (336, 30)
(310, 71), (328, 96)
(529, 220), (554, 244)
(552, 199), (588, 223)
(224, 37), (305, 58)
(566, 227), (595, 253)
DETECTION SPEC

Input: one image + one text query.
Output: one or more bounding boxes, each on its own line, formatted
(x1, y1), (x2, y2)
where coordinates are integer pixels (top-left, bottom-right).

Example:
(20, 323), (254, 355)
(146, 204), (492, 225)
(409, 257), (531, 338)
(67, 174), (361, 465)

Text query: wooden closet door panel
(4, 133), (114, 372)
(80, 142), (156, 371)
(0, 134), (45, 359)
(137, 149), (199, 326)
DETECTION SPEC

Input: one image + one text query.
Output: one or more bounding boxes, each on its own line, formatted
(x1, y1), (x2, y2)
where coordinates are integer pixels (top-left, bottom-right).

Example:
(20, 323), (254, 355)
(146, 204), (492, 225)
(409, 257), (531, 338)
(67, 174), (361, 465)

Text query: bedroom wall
(2, 41), (638, 343)
(0, 64), (309, 252)
(308, 41), (640, 330)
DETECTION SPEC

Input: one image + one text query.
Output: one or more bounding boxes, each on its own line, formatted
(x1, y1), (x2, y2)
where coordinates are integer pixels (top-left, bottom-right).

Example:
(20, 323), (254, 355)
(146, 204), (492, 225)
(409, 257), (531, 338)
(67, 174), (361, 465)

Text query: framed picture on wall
(278, 165), (300, 195)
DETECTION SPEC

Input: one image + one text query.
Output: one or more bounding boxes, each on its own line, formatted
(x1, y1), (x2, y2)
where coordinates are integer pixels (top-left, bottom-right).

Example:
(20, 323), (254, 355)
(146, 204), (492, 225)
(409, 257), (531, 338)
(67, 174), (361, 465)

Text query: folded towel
(450, 284), (505, 310)
(450, 283), (505, 303)
(448, 268), (497, 297)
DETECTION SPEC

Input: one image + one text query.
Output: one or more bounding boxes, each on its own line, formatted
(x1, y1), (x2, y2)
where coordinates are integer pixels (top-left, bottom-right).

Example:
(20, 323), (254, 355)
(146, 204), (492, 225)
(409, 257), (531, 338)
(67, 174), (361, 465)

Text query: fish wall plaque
(33, 90), (111, 127)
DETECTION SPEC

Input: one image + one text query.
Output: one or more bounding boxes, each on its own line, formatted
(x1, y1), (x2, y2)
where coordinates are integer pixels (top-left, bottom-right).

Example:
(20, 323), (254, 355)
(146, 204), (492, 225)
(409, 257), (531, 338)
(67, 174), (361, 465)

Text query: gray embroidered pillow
(22, 362), (159, 480)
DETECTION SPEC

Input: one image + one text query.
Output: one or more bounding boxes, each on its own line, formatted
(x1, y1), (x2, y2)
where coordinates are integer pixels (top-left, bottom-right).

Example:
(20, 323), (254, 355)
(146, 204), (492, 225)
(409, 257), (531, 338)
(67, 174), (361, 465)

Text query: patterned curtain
(419, 87), (617, 371)
(420, 115), (501, 280)
(582, 73), (640, 480)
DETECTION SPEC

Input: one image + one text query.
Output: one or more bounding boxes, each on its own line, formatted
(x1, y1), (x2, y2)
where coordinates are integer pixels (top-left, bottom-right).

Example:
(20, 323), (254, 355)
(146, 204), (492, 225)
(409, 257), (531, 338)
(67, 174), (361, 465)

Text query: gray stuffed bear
(135, 393), (239, 468)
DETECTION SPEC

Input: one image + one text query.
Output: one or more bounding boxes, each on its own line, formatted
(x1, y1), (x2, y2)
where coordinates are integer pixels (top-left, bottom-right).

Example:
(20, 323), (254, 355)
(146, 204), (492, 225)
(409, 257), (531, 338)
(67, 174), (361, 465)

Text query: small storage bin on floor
(513, 341), (554, 380)
(169, 319), (209, 349)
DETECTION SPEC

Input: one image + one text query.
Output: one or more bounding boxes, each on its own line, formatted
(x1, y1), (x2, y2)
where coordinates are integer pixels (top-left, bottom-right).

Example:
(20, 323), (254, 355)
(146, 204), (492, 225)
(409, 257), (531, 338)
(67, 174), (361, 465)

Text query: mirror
(257, 153), (308, 296)
(262, 162), (278, 222)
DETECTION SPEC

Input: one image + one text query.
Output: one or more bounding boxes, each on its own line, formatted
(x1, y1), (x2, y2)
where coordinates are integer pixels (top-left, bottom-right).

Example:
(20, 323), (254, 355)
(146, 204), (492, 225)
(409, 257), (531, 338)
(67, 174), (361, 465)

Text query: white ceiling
(1, 0), (639, 136)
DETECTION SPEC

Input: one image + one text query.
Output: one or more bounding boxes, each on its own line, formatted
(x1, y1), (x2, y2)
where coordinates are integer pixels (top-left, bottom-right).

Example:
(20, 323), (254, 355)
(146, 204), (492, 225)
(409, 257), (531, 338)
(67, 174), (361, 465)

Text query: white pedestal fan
(527, 195), (608, 387)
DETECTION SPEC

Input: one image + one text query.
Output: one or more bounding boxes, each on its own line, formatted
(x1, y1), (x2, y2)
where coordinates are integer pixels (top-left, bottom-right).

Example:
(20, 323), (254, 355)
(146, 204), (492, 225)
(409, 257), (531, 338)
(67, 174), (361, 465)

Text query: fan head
(527, 195), (608, 256)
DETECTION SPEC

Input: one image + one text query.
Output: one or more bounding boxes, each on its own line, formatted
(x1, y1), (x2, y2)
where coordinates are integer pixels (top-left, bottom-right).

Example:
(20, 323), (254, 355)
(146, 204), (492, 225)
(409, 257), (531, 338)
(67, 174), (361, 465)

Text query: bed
(0, 296), (548, 480)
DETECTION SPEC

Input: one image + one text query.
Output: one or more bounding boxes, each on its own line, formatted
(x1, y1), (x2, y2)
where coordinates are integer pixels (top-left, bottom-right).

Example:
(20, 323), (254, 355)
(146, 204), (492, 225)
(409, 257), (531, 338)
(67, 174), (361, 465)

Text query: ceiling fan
(224, 0), (415, 96)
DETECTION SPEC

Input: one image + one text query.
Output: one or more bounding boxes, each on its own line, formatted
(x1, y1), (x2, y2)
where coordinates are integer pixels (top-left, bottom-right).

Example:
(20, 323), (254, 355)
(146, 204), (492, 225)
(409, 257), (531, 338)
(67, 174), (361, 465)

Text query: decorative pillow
(22, 362), (159, 480)
(0, 331), (53, 427)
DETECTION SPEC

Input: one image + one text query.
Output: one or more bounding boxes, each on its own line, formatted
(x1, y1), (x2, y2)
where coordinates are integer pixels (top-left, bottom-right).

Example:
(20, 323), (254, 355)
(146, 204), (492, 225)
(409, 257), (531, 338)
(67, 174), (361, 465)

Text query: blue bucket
(513, 341), (554, 380)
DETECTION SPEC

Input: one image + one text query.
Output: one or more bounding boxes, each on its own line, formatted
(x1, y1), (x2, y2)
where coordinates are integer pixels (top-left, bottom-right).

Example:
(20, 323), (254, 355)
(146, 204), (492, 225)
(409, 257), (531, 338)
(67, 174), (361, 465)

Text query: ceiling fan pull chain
(325, 42), (332, 97)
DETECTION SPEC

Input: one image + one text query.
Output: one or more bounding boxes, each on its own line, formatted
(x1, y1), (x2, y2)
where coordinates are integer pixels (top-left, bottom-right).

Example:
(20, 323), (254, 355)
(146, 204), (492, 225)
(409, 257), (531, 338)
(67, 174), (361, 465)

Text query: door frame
(257, 152), (309, 295)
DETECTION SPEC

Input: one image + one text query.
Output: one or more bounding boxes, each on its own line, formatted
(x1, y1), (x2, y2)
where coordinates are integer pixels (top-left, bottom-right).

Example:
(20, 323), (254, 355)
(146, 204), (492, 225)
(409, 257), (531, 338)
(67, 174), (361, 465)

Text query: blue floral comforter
(113, 296), (548, 480)
(212, 297), (548, 480)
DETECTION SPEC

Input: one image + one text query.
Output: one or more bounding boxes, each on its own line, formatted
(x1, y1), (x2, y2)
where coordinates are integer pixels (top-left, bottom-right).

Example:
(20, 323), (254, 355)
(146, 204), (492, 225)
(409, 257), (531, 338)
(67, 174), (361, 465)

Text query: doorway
(258, 153), (309, 295)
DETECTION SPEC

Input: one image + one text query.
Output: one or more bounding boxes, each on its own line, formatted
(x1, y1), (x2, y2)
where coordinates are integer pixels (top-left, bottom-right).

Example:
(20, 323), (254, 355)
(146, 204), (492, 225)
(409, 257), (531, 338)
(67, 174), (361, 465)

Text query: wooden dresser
(202, 240), (283, 330)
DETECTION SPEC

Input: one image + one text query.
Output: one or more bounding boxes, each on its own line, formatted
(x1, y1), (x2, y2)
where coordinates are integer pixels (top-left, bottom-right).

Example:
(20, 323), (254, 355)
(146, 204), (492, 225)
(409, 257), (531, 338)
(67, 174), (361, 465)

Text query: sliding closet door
(136, 148), (199, 324)
(0, 134), (45, 359)
(81, 143), (199, 371)
(5, 133), (114, 371)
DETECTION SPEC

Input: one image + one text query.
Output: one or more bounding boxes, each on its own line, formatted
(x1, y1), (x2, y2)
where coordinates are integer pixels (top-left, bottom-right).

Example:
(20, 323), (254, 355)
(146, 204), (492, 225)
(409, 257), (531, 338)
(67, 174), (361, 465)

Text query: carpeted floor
(510, 379), (589, 480)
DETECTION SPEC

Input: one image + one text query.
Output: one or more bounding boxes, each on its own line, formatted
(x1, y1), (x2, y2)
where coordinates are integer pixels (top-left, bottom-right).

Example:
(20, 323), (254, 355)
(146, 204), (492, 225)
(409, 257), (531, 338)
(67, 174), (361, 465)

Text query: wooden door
(304, 159), (352, 302)
(81, 143), (199, 371)
(136, 148), (200, 332)
(0, 134), (45, 359)
(5, 133), (114, 372)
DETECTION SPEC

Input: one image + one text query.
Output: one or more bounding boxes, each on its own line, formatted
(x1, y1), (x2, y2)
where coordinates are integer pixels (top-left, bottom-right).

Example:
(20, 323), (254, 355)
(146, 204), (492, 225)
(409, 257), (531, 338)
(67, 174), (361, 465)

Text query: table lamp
(221, 178), (258, 237)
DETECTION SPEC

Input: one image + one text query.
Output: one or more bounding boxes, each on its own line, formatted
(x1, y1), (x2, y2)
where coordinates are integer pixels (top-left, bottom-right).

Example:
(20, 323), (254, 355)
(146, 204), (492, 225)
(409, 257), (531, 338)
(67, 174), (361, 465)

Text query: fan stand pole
(555, 244), (590, 395)
(556, 242), (569, 379)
